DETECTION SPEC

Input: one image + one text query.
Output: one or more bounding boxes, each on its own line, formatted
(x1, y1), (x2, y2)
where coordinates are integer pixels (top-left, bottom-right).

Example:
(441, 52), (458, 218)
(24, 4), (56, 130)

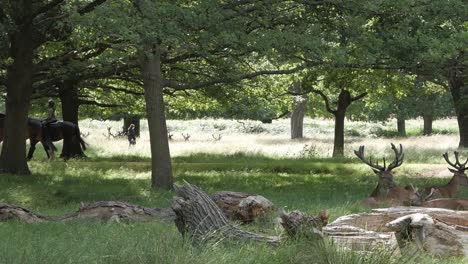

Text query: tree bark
(397, 117), (406, 137)
(448, 69), (468, 148)
(333, 110), (345, 157)
(0, 20), (35, 174)
(423, 113), (433, 136)
(141, 43), (173, 189)
(332, 90), (353, 157)
(57, 81), (86, 159)
(59, 80), (79, 125)
(290, 82), (308, 139)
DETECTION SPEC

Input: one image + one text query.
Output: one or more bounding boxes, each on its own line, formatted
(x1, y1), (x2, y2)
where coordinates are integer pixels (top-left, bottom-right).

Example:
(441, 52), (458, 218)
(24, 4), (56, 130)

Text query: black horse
(0, 113), (87, 160)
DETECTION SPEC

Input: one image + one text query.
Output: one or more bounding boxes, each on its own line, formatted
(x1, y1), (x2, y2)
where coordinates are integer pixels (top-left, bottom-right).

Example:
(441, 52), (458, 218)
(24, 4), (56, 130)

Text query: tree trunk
(58, 80), (86, 159)
(397, 118), (406, 137)
(0, 22), (35, 174)
(290, 82), (308, 139)
(59, 80), (79, 124)
(141, 43), (173, 189)
(423, 113), (433, 136)
(448, 70), (468, 148)
(333, 111), (345, 157)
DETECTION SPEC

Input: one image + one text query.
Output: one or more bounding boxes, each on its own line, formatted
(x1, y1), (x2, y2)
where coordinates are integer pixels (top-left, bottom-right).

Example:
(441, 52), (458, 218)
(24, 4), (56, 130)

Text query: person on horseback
(42, 99), (57, 155)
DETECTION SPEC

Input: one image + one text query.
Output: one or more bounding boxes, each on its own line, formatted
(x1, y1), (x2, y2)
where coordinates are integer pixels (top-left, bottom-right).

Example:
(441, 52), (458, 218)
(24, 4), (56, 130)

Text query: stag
(355, 143), (422, 206)
(422, 152), (468, 199)
(212, 133), (222, 141)
(181, 133), (190, 141)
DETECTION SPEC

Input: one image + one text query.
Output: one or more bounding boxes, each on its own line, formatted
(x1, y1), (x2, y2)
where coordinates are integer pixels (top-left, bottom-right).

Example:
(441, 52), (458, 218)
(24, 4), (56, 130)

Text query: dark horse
(0, 113), (86, 160)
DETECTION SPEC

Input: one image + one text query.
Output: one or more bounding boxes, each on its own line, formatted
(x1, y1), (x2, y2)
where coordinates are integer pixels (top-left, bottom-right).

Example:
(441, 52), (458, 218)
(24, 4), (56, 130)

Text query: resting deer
(421, 188), (468, 210)
(355, 143), (422, 207)
(422, 152), (468, 199)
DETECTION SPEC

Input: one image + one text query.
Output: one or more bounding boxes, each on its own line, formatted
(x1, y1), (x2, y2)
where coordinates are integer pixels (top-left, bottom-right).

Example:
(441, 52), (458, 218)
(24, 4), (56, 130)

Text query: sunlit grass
(73, 117), (461, 163)
(1, 155), (466, 263)
(1, 117), (466, 263)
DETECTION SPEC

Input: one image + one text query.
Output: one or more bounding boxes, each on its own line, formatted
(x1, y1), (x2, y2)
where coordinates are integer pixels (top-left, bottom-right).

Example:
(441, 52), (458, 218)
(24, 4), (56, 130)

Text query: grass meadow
(1, 117), (467, 263)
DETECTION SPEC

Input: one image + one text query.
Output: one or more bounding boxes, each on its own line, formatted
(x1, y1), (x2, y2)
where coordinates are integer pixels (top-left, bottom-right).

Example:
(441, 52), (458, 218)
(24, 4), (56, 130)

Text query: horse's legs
(41, 140), (55, 160)
(27, 140), (38, 161)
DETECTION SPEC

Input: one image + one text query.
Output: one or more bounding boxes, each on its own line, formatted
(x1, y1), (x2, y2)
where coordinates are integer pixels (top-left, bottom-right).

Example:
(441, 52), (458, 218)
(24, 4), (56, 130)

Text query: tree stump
(172, 182), (280, 245)
(279, 209), (328, 239)
(211, 191), (274, 223)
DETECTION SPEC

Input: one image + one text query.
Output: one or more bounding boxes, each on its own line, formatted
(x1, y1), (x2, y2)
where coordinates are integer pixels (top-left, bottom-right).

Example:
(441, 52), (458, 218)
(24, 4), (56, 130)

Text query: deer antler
(181, 133), (190, 141)
(443, 151), (468, 172)
(354, 145), (386, 172)
(387, 143), (404, 171)
(212, 133), (222, 141)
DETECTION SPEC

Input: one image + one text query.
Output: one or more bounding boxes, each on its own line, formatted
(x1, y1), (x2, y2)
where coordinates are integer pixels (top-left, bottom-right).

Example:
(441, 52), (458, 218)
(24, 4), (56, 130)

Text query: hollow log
(211, 191), (274, 223)
(172, 182), (280, 245)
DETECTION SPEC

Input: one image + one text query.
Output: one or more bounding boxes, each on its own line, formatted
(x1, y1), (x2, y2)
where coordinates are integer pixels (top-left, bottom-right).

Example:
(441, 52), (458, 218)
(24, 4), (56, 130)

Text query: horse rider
(43, 99), (57, 154)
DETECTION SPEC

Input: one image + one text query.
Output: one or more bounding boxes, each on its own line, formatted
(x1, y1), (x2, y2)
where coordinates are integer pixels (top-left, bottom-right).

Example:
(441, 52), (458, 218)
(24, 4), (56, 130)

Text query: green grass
(1, 155), (467, 263)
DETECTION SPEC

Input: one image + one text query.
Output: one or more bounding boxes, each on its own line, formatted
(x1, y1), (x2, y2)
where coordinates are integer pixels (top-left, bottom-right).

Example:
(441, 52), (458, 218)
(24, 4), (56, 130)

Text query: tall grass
(77, 117), (460, 163)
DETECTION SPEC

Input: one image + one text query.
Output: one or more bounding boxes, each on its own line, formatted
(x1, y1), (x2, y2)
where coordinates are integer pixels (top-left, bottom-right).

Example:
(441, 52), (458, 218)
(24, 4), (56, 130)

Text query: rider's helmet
(48, 98), (55, 109)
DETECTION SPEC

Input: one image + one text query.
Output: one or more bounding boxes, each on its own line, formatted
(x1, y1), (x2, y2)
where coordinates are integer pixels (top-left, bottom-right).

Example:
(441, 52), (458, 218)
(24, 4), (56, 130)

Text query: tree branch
(32, 0), (66, 19)
(93, 85), (144, 96)
(311, 89), (337, 114)
(78, 0), (108, 15)
(351, 92), (367, 102)
(78, 99), (121, 108)
(164, 64), (306, 91)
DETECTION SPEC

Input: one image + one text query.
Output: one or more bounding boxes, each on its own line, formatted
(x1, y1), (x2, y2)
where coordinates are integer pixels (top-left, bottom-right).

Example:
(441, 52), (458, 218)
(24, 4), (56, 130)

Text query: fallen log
(211, 191), (274, 223)
(171, 181), (329, 245)
(386, 213), (468, 257)
(324, 207), (468, 257)
(0, 201), (175, 223)
(0, 203), (49, 223)
(61, 201), (175, 222)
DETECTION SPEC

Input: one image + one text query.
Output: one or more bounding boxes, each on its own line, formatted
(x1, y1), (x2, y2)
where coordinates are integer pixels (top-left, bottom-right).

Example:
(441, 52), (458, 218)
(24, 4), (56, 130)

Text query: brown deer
(421, 188), (468, 210)
(355, 143), (422, 207)
(422, 152), (468, 199)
